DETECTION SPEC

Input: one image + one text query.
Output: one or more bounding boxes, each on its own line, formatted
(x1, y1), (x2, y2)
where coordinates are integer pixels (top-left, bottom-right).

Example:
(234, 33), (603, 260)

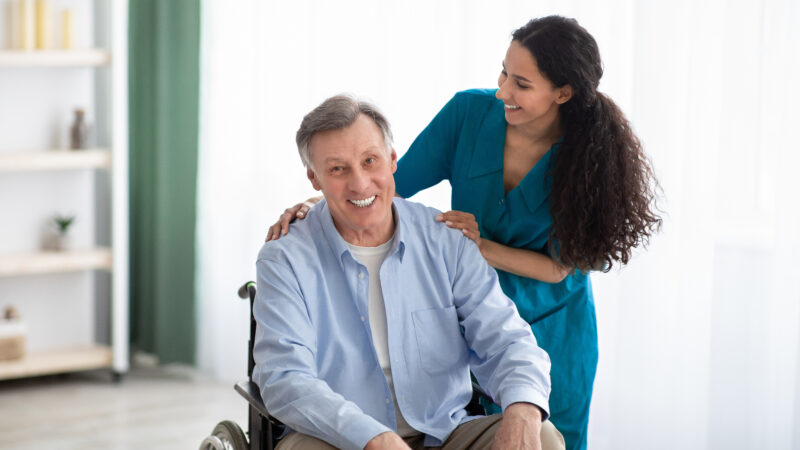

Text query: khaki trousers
(276, 414), (566, 450)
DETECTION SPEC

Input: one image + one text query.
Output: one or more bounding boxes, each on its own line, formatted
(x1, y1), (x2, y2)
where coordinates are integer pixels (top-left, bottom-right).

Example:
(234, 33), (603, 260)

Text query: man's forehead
(317, 144), (386, 162)
(310, 117), (386, 160)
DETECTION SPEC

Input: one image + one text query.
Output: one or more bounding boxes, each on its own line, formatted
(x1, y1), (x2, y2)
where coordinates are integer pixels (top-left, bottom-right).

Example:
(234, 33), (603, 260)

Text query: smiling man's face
(306, 113), (397, 246)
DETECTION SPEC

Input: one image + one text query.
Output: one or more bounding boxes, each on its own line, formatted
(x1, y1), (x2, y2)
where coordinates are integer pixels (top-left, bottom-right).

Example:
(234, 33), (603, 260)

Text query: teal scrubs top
(395, 89), (598, 450)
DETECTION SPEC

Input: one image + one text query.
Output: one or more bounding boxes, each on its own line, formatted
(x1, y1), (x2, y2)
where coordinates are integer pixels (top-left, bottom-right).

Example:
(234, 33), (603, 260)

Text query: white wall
(198, 1), (800, 448)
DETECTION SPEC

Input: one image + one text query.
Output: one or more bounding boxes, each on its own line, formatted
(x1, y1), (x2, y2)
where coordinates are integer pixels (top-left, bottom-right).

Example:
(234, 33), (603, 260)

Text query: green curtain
(128, 0), (200, 364)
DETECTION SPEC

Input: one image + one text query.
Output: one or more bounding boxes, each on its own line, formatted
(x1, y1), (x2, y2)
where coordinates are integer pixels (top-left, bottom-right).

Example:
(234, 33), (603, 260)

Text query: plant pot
(44, 233), (70, 251)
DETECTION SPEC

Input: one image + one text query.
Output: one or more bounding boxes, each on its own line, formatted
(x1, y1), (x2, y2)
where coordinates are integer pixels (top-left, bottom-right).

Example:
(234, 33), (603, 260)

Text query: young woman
(268, 16), (661, 450)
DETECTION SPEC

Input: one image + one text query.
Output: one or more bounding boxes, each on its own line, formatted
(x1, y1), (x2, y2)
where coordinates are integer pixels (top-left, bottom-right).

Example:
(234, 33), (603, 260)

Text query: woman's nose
(496, 81), (509, 100)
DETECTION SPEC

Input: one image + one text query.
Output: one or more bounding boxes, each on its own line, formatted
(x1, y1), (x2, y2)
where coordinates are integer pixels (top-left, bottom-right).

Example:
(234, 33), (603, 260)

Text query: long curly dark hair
(513, 16), (662, 272)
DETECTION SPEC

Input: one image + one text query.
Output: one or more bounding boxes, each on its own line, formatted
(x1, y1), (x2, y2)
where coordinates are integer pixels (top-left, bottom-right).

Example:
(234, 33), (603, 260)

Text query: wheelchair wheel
(199, 420), (249, 450)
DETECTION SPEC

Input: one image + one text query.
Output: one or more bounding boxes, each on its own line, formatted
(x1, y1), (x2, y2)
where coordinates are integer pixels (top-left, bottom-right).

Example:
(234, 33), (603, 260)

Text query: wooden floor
(0, 364), (248, 450)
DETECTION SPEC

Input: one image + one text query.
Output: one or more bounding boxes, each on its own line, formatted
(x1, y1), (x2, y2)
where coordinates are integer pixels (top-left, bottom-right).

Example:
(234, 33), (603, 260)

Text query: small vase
(70, 108), (88, 150)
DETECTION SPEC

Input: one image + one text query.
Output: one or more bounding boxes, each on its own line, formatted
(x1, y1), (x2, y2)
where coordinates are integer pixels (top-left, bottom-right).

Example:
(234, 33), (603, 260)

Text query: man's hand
(491, 402), (544, 450)
(363, 431), (411, 450)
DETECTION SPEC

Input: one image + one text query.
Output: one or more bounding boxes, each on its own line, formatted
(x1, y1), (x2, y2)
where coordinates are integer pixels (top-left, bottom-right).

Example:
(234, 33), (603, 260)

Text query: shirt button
(498, 198), (504, 205)
(358, 272), (364, 279)
(361, 316), (366, 322)
(385, 398), (391, 404)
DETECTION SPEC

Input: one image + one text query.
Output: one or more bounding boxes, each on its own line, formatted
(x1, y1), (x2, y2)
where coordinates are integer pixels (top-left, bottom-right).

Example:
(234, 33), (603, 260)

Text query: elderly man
(253, 95), (564, 450)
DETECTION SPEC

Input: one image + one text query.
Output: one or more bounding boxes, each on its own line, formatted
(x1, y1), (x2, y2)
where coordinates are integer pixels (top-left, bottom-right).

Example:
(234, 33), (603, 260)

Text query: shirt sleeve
(253, 256), (391, 450)
(449, 236), (552, 419)
(394, 94), (465, 198)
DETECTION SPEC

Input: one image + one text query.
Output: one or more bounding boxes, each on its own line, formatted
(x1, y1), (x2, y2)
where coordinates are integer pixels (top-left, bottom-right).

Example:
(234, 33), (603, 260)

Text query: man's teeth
(504, 104), (520, 110)
(349, 196), (376, 207)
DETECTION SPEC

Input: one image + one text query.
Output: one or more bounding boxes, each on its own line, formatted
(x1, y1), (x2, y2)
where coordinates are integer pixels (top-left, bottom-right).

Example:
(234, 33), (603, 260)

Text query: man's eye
(330, 166), (343, 173)
(365, 157), (375, 165)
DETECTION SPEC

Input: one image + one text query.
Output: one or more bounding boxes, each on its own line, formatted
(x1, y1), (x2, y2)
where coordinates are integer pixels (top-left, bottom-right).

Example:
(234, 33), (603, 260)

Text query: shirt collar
(318, 198), (407, 270)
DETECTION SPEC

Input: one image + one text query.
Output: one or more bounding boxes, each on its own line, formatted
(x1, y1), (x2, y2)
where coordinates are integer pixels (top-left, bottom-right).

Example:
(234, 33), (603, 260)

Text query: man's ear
(307, 167), (322, 191)
(556, 84), (573, 104)
(390, 148), (398, 173)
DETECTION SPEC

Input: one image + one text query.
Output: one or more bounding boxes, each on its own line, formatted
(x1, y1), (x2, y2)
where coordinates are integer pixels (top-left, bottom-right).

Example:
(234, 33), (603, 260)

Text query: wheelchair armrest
(466, 381), (491, 416)
(471, 381), (489, 399)
(235, 380), (284, 427)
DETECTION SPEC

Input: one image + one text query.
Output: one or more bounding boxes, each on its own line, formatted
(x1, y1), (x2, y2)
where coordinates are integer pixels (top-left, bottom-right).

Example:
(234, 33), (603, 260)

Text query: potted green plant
(50, 214), (75, 251)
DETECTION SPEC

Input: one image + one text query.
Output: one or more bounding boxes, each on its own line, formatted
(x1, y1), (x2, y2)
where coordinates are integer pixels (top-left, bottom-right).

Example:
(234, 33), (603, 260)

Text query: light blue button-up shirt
(253, 198), (551, 450)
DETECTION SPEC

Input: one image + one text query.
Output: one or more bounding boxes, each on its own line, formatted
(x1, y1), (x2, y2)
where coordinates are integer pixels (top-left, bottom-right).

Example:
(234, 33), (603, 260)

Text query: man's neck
(334, 210), (396, 247)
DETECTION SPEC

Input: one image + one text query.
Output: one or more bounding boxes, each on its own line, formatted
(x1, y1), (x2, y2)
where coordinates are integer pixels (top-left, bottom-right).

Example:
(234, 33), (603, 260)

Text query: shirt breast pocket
(411, 306), (468, 374)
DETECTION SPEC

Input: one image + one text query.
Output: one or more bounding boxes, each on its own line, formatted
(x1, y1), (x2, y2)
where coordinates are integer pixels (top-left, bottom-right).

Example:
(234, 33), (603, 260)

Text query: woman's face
(496, 41), (571, 130)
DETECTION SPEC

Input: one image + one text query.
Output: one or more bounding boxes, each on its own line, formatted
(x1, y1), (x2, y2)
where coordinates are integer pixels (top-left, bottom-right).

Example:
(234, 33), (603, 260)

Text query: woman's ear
(556, 85), (574, 104)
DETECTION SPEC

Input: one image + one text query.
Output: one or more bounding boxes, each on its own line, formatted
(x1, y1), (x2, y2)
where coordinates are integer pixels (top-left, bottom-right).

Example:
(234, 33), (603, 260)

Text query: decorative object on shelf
(18, 0), (34, 50)
(69, 108), (89, 149)
(45, 213), (75, 251)
(61, 9), (73, 49)
(34, 0), (50, 49)
(0, 306), (27, 361)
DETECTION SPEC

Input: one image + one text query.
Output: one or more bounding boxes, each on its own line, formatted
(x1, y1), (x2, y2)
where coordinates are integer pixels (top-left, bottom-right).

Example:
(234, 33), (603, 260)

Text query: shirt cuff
(341, 416), (393, 450)
(498, 385), (551, 422)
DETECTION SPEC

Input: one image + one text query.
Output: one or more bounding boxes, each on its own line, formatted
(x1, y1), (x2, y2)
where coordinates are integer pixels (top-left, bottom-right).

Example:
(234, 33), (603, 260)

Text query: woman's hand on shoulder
(265, 196), (323, 241)
(436, 210), (481, 248)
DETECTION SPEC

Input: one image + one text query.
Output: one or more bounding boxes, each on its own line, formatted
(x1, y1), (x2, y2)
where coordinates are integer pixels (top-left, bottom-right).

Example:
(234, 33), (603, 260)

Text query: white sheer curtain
(196, 1), (800, 448)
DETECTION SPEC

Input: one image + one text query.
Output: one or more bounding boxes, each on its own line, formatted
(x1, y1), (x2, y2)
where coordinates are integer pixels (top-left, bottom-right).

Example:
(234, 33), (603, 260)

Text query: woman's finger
(461, 228), (482, 248)
(436, 211), (472, 221)
(266, 223), (282, 242)
(267, 198), (321, 242)
(444, 219), (476, 231)
(436, 211), (478, 230)
(297, 201), (315, 218)
(441, 215), (479, 230)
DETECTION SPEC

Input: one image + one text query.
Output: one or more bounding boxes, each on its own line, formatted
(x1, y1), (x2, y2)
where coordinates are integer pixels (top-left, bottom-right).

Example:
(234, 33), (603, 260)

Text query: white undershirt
(347, 238), (419, 438)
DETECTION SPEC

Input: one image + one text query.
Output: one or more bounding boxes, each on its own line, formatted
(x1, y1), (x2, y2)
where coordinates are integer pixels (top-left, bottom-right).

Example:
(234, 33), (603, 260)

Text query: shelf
(0, 149), (111, 172)
(0, 345), (113, 380)
(0, 50), (111, 67)
(0, 248), (112, 277)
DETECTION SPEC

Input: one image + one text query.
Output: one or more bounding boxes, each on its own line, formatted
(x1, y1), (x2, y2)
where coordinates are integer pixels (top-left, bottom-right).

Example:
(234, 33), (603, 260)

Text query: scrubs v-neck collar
(467, 103), (562, 214)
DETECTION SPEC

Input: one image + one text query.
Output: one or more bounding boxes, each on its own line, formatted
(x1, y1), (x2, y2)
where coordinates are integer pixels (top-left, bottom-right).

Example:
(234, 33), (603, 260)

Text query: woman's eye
(516, 82), (529, 89)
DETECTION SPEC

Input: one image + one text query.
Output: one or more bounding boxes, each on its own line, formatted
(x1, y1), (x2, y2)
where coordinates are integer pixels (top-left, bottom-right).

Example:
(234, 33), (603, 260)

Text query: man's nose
(347, 167), (370, 192)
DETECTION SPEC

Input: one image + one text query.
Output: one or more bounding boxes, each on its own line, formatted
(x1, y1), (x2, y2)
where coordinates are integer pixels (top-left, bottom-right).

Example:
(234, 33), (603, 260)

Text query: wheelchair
(199, 281), (489, 450)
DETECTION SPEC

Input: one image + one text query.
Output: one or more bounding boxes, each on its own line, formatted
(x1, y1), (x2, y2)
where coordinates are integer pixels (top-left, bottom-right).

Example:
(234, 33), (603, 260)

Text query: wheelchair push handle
(238, 281), (256, 301)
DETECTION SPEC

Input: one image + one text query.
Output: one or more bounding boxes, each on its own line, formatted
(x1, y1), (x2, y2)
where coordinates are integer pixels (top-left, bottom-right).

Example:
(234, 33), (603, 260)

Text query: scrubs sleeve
(395, 94), (465, 198)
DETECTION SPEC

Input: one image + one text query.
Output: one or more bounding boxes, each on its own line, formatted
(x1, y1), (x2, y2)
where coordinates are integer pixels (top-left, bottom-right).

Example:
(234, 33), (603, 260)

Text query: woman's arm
(437, 210), (568, 283)
(480, 239), (568, 284)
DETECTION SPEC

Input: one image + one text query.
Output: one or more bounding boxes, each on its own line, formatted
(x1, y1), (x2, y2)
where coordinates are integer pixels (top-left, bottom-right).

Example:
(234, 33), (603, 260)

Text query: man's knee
(275, 432), (338, 450)
(541, 420), (566, 450)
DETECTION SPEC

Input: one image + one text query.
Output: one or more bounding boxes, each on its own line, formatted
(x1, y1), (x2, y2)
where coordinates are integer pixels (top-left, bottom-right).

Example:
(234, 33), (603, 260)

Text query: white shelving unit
(0, 1), (128, 380)
(0, 49), (111, 66)
(0, 149), (112, 171)
(0, 248), (113, 277)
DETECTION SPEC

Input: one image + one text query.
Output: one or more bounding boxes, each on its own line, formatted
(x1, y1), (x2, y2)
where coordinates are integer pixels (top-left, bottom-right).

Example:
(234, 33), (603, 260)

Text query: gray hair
(296, 95), (394, 169)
